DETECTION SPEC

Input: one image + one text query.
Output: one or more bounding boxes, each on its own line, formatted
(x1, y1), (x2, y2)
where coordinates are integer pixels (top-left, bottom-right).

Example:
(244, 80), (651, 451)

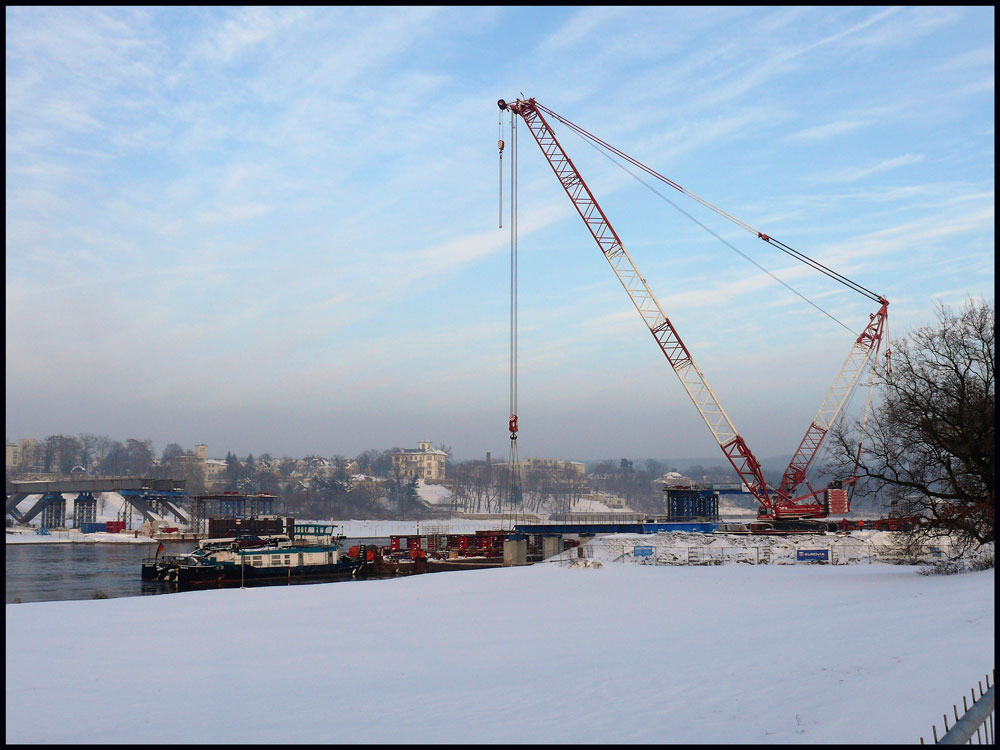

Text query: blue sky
(5, 6), (994, 463)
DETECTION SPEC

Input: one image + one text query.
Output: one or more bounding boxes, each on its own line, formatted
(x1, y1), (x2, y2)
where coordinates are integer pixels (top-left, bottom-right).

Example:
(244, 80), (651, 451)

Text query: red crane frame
(501, 97), (888, 521)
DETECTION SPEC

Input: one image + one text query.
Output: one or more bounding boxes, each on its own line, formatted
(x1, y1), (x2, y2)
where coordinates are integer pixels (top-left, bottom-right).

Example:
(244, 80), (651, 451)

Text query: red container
(105, 521), (125, 533)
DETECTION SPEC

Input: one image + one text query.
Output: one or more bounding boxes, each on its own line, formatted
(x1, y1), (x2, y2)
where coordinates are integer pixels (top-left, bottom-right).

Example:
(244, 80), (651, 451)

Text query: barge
(142, 524), (362, 587)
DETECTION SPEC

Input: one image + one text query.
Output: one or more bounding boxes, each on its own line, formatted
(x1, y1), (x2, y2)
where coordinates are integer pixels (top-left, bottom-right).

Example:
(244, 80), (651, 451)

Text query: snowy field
(5, 560), (993, 744)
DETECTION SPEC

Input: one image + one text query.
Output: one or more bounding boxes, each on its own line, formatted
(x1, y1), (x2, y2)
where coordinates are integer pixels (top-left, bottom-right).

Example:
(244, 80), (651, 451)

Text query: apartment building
(520, 457), (586, 476)
(391, 441), (447, 481)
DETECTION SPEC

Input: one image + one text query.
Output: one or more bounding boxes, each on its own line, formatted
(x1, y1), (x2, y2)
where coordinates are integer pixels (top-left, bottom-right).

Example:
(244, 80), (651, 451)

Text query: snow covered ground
(5, 557), (993, 743)
(4, 529), (157, 545)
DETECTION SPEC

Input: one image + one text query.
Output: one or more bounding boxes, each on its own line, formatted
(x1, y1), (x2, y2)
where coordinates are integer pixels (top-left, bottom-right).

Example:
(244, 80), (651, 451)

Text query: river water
(5, 537), (393, 604)
(5, 541), (199, 604)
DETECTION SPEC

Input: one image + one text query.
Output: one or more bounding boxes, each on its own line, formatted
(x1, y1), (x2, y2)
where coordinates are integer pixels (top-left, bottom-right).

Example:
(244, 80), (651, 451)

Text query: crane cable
(575, 133), (858, 335)
(536, 102), (884, 306)
(510, 110), (518, 431)
(498, 109), (504, 229)
(504, 110), (523, 528)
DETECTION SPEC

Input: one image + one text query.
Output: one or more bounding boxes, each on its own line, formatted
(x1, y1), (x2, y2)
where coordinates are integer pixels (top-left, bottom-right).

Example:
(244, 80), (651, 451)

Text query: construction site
(6, 95), (924, 566)
(492, 96), (897, 539)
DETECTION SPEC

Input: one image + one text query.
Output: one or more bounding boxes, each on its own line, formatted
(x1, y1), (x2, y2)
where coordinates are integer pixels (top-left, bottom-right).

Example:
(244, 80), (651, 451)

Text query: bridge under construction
(6, 477), (189, 529)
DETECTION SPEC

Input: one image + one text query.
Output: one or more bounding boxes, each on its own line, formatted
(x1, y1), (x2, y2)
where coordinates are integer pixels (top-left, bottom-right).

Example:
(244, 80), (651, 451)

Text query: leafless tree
(97, 441), (128, 475)
(161, 443), (186, 462)
(78, 433), (104, 472)
(827, 299), (994, 552)
(124, 438), (155, 476)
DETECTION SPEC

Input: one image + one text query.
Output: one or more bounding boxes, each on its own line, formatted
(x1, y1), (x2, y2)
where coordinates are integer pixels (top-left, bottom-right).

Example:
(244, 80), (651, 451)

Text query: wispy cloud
(820, 155), (926, 184)
(785, 120), (868, 143)
(5, 6), (993, 458)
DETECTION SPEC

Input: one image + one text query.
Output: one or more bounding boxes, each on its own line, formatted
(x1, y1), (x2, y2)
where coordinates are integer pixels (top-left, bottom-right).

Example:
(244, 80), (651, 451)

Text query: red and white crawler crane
(499, 97), (889, 530)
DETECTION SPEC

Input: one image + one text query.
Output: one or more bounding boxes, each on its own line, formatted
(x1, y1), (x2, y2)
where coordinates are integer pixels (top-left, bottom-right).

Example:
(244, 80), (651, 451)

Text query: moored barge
(142, 523), (362, 586)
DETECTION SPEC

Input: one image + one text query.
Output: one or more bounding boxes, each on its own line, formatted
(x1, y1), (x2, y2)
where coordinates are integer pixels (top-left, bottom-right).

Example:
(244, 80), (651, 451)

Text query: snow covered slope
(5, 562), (993, 743)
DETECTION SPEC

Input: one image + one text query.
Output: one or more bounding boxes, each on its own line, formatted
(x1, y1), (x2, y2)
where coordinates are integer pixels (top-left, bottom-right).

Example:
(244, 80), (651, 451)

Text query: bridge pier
(39, 493), (67, 529)
(73, 492), (97, 528)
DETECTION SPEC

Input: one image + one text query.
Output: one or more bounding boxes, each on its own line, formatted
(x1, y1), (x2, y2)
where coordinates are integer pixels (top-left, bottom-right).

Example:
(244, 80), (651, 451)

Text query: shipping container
(207, 517), (293, 539)
(105, 521), (126, 533)
(80, 522), (106, 534)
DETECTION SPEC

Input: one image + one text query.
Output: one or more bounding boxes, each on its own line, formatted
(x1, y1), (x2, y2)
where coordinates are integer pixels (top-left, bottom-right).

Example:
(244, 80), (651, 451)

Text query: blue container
(80, 522), (106, 534)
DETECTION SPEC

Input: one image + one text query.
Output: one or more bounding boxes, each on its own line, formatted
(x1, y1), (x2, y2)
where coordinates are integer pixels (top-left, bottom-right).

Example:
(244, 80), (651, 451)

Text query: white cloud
(820, 155), (926, 184)
(785, 120), (867, 143)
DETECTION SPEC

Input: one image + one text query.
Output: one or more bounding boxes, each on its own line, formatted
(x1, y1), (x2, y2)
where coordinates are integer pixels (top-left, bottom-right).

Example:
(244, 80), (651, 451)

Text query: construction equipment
(498, 96), (889, 529)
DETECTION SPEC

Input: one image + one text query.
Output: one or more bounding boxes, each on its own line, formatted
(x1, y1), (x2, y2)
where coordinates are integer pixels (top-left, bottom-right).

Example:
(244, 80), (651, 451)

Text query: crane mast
(500, 97), (774, 509)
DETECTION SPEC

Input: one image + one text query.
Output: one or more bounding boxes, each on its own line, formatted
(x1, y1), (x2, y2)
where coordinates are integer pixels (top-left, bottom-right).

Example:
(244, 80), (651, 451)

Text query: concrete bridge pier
(541, 534), (562, 560)
(504, 536), (527, 565)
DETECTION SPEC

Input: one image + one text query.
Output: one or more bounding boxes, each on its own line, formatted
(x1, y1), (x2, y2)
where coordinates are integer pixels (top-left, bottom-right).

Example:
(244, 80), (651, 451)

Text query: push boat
(141, 524), (362, 586)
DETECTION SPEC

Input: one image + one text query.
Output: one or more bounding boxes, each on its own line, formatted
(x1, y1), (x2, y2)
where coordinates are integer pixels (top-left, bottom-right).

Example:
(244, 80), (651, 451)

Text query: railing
(922, 671), (994, 744)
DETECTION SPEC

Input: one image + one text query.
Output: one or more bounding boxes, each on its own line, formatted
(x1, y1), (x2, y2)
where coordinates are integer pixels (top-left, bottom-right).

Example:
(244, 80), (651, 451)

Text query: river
(5, 537), (393, 604)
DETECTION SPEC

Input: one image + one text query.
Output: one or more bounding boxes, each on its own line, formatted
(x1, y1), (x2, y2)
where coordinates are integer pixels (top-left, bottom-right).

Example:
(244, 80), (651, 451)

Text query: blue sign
(796, 549), (830, 562)
(633, 546), (654, 557)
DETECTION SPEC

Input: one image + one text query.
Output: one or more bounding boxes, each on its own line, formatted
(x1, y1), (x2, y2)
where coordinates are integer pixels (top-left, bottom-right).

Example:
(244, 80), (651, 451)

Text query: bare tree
(124, 438), (155, 476)
(161, 443), (186, 462)
(828, 299), (994, 552)
(78, 433), (104, 472)
(98, 441), (127, 475)
(91, 435), (112, 473)
(56, 435), (82, 474)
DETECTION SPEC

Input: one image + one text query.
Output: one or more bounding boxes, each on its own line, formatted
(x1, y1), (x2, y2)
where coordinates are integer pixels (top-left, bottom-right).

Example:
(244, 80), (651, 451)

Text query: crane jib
(500, 96), (888, 520)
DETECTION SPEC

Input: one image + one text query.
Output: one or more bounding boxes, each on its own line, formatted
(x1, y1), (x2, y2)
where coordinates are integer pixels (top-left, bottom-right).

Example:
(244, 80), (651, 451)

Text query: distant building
(6, 438), (43, 475)
(579, 492), (628, 509)
(204, 459), (228, 488)
(162, 443), (227, 490)
(5, 442), (20, 472)
(391, 441), (447, 481)
(521, 457), (586, 476)
(655, 471), (697, 489)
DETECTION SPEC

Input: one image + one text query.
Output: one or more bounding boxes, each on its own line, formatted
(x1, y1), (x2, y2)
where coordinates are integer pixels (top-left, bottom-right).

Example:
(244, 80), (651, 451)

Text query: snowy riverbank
(5, 529), (158, 545)
(5, 561), (993, 744)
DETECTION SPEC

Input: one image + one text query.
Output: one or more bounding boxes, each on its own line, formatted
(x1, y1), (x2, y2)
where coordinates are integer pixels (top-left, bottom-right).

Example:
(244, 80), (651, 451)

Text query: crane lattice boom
(503, 97), (772, 507)
(500, 96), (888, 521)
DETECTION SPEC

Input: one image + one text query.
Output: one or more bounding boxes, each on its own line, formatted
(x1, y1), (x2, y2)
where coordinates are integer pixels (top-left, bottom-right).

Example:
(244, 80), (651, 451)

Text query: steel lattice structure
(500, 96), (889, 521)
